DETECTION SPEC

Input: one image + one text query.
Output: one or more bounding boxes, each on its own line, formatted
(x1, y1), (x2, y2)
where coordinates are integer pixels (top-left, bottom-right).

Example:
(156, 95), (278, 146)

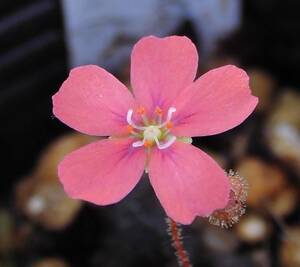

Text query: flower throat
(126, 106), (177, 149)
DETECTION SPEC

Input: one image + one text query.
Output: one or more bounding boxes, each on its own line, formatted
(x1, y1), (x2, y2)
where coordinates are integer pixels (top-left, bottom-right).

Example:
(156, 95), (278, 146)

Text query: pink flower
(52, 36), (258, 224)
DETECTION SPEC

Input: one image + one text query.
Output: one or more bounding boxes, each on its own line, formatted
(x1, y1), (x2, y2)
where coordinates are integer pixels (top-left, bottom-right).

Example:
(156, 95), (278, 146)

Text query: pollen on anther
(166, 121), (173, 129)
(155, 106), (163, 115)
(136, 106), (146, 115)
(144, 140), (153, 148)
(127, 125), (134, 133)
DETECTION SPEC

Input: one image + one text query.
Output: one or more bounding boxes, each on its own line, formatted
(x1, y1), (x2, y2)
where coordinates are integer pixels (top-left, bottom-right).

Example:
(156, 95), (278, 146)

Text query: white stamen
(167, 107), (176, 121)
(126, 109), (146, 130)
(154, 135), (176, 150)
(159, 107), (176, 127)
(132, 139), (145, 147)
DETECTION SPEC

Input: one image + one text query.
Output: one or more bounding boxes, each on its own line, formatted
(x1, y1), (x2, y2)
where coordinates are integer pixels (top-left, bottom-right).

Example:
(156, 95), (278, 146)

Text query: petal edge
(131, 35), (198, 113)
(58, 138), (146, 205)
(172, 65), (258, 137)
(148, 142), (230, 224)
(53, 65), (136, 136)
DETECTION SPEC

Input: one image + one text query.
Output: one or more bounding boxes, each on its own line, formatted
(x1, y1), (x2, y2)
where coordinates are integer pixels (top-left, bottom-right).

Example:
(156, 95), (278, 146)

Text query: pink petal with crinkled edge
(58, 138), (146, 205)
(172, 65), (258, 137)
(148, 142), (230, 224)
(131, 35), (198, 114)
(53, 65), (136, 136)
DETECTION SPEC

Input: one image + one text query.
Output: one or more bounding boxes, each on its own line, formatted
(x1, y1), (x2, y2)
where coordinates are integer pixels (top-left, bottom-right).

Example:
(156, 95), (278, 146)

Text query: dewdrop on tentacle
(209, 170), (248, 228)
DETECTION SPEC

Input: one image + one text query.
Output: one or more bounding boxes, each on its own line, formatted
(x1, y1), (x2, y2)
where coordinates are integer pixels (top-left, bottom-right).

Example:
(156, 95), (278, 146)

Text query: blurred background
(1, 0), (300, 266)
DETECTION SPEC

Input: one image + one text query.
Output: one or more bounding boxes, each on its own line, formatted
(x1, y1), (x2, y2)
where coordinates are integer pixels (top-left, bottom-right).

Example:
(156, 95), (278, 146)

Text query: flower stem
(166, 217), (192, 267)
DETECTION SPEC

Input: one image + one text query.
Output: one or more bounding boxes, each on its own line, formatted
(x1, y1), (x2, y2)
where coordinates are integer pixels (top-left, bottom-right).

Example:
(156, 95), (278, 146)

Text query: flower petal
(148, 142), (230, 224)
(172, 65), (258, 137)
(58, 138), (146, 205)
(131, 35), (198, 113)
(53, 65), (136, 136)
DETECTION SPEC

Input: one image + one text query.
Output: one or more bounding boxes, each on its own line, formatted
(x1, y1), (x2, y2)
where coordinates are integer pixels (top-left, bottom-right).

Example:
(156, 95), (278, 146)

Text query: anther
(159, 107), (176, 128)
(136, 106), (146, 115)
(144, 140), (153, 148)
(127, 125), (134, 133)
(166, 121), (173, 129)
(155, 106), (163, 115)
(155, 106), (163, 124)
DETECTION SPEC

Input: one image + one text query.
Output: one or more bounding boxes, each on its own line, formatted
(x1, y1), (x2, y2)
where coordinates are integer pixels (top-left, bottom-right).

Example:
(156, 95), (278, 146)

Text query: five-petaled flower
(52, 36), (258, 224)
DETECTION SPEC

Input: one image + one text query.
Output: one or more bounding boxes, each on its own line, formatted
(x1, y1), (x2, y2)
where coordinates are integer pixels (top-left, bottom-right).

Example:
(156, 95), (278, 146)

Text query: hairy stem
(166, 217), (192, 267)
